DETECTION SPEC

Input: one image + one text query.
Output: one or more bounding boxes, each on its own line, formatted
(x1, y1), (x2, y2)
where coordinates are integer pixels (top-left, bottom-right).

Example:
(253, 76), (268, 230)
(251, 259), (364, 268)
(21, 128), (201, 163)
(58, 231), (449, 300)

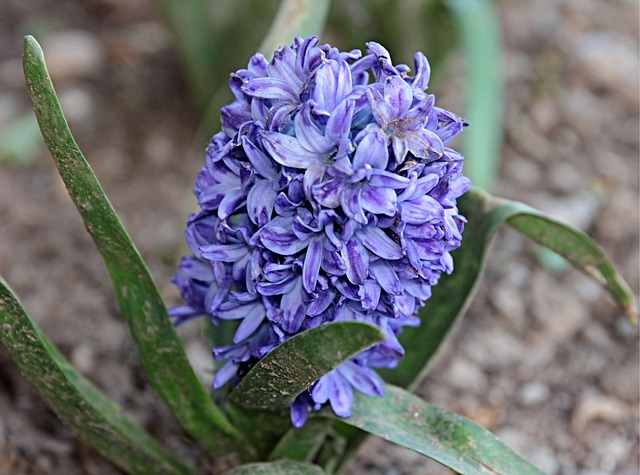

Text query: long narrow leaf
(446, 0), (503, 191)
(506, 208), (637, 323)
(0, 278), (195, 475)
(336, 384), (546, 475)
(259, 0), (331, 59)
(382, 187), (637, 389)
(230, 321), (385, 409)
(268, 418), (330, 462)
(22, 35), (243, 456)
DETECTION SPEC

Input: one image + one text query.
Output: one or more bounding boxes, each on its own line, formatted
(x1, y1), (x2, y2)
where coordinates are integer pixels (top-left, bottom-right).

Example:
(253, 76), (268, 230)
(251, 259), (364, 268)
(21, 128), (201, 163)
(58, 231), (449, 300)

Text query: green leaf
(337, 384), (546, 475)
(446, 0), (503, 191)
(506, 203), (638, 324)
(380, 188), (512, 388)
(386, 188), (637, 389)
(230, 322), (385, 409)
(269, 418), (330, 462)
(0, 278), (195, 475)
(22, 35), (244, 457)
(259, 0), (331, 59)
(222, 459), (325, 475)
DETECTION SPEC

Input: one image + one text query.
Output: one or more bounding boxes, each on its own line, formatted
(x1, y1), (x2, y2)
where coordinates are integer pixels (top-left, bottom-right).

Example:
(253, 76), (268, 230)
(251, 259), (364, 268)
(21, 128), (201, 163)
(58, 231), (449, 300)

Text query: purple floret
(170, 36), (470, 426)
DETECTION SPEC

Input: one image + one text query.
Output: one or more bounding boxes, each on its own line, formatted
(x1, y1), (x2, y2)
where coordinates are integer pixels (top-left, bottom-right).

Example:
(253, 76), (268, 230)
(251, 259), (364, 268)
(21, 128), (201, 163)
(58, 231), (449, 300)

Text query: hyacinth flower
(170, 36), (471, 427)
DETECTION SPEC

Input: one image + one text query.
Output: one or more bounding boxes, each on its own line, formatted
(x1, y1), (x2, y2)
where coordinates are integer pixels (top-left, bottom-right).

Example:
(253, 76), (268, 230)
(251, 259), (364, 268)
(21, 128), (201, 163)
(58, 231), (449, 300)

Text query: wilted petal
(406, 128), (444, 159)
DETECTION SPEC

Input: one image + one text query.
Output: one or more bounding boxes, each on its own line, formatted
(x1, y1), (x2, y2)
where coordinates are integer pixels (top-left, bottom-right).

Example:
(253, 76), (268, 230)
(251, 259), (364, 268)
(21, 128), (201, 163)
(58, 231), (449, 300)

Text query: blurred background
(0, 0), (638, 474)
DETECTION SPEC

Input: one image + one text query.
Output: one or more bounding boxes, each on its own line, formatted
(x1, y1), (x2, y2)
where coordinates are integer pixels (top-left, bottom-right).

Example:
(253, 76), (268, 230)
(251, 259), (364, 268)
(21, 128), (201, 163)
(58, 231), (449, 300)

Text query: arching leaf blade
(336, 384), (546, 475)
(0, 278), (195, 475)
(230, 321), (385, 409)
(22, 35), (243, 456)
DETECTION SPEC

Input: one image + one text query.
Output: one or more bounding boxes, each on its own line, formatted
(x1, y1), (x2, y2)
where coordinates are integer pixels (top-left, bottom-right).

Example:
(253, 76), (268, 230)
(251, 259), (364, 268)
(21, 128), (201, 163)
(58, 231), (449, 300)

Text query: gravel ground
(0, 1), (638, 474)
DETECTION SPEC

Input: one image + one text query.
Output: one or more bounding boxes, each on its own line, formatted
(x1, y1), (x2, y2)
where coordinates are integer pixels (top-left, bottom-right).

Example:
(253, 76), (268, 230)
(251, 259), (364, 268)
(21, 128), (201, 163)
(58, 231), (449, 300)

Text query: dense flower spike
(171, 37), (470, 427)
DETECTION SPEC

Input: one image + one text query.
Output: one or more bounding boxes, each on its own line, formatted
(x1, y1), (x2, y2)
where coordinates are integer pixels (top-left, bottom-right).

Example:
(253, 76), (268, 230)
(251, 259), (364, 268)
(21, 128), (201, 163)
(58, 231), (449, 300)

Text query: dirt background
(0, 1), (638, 474)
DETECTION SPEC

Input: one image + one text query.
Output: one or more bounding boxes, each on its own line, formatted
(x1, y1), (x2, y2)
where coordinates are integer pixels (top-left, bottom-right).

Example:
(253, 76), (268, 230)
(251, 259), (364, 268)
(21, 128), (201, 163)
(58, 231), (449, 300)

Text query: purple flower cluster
(170, 37), (470, 427)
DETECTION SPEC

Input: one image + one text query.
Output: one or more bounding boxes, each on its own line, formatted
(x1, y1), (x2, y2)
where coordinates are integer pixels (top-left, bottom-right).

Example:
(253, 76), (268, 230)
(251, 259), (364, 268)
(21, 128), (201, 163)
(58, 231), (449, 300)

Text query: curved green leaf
(382, 188), (637, 389)
(506, 205), (637, 324)
(380, 188), (514, 388)
(259, 0), (331, 59)
(269, 418), (330, 462)
(446, 0), (503, 191)
(0, 278), (195, 475)
(222, 460), (325, 475)
(22, 35), (243, 456)
(230, 322), (385, 409)
(337, 384), (546, 475)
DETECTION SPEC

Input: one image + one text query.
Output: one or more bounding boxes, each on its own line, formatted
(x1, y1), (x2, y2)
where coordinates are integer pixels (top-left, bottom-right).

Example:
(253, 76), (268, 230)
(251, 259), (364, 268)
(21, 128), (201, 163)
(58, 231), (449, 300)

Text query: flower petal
(361, 186), (397, 216)
(247, 180), (276, 227)
(369, 260), (402, 295)
(303, 237), (324, 293)
(384, 75), (413, 117)
(353, 129), (389, 170)
(233, 305), (266, 343)
(338, 361), (385, 396)
(280, 277), (308, 333)
(406, 128), (444, 159)
(341, 187), (368, 225)
(340, 238), (369, 285)
(242, 77), (298, 101)
(329, 371), (353, 418)
(259, 217), (310, 255)
(200, 243), (248, 262)
(356, 226), (403, 259)
(262, 131), (321, 169)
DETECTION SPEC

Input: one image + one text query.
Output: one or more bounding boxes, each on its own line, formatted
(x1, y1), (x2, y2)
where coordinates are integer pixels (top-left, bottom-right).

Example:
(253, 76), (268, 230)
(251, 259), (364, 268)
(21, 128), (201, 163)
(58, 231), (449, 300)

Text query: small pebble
(519, 381), (551, 406)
